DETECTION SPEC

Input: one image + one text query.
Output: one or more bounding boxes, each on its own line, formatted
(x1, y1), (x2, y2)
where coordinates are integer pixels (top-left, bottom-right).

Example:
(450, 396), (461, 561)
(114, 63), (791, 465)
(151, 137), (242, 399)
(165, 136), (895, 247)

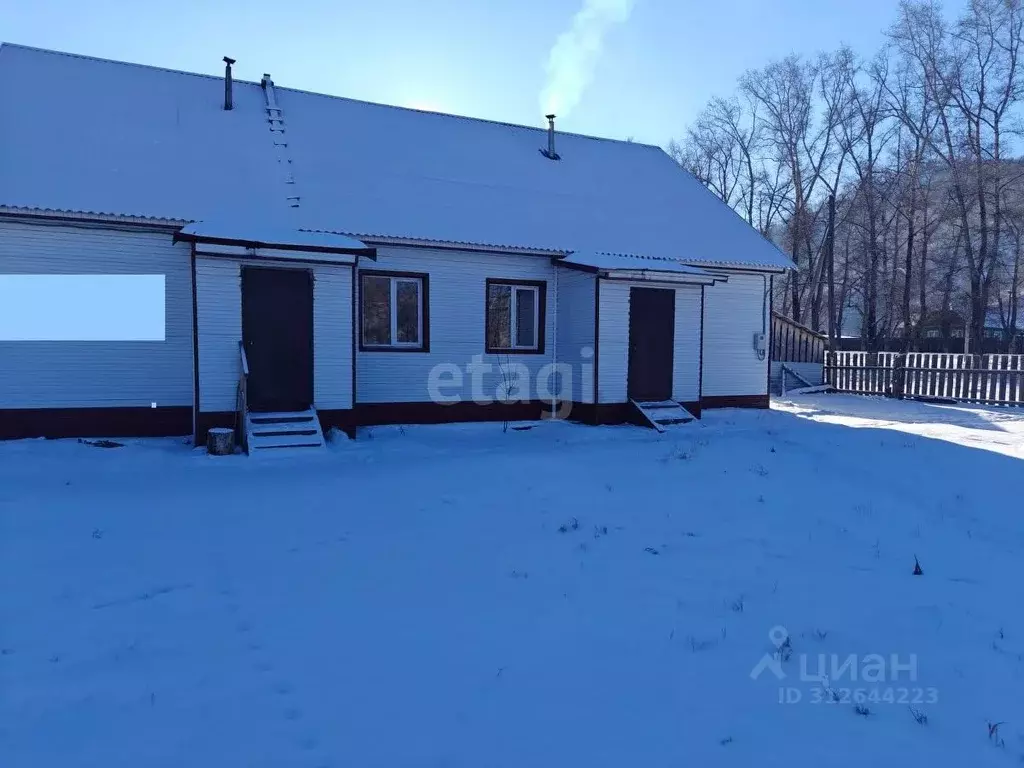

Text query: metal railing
(235, 341), (250, 454)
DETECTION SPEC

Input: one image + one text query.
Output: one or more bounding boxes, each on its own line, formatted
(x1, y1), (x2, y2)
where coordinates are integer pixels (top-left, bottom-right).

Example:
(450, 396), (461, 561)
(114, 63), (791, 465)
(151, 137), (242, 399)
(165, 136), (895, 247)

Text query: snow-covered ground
(2, 395), (1023, 767)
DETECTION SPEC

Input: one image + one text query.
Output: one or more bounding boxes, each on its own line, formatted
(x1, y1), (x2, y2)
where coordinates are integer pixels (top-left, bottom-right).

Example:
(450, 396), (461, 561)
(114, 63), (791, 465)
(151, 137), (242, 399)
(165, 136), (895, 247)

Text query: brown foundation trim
(317, 409), (357, 440)
(0, 406), (193, 441)
(680, 400), (702, 418)
(569, 400), (702, 426)
(195, 411), (235, 445)
(568, 402), (638, 426)
(354, 400), (548, 426)
(701, 394), (770, 409)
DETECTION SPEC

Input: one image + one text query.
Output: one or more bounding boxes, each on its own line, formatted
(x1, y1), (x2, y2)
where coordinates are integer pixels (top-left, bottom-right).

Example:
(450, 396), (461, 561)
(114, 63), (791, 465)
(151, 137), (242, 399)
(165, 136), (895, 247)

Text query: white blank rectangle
(0, 275), (166, 341)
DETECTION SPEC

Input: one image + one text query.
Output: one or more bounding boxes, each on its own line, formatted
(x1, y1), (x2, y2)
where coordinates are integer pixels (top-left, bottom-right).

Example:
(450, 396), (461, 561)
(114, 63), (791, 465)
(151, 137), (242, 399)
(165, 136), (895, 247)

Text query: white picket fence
(824, 351), (1024, 405)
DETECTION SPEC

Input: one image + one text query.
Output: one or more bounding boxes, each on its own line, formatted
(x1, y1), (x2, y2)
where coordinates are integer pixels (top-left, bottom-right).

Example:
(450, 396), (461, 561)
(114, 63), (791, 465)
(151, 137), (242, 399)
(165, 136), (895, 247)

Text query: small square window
(486, 280), (545, 353)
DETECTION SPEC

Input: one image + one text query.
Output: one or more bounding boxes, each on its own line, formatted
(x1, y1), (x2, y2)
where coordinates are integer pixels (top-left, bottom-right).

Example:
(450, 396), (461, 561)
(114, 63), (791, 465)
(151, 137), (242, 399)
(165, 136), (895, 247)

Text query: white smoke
(540, 0), (636, 120)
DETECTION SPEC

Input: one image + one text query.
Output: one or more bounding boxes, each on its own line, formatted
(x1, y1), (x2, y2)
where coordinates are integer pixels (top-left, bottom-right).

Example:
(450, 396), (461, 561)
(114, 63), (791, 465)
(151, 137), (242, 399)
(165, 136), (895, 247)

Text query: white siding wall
(597, 281), (630, 403)
(356, 246), (556, 404)
(554, 268), (595, 403)
(672, 286), (702, 402)
(195, 257), (353, 412)
(596, 279), (702, 404)
(701, 272), (770, 397)
(313, 267), (353, 410)
(195, 257), (240, 412)
(0, 220), (193, 408)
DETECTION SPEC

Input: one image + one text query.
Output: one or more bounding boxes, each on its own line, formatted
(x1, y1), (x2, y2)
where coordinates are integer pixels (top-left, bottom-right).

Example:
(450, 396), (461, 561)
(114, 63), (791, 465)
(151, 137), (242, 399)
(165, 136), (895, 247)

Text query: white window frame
(487, 281), (542, 352)
(361, 273), (425, 350)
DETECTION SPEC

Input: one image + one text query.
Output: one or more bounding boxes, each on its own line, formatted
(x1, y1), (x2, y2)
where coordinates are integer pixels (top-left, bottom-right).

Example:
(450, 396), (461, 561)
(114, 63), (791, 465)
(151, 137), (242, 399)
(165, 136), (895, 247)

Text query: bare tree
(671, 0), (1023, 352)
(741, 52), (850, 324)
(889, 0), (1023, 352)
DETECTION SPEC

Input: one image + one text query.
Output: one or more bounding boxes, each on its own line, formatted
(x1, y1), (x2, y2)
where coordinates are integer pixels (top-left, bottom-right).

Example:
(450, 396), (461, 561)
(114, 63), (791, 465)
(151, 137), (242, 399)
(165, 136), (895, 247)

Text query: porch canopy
(555, 252), (725, 285)
(175, 220), (376, 263)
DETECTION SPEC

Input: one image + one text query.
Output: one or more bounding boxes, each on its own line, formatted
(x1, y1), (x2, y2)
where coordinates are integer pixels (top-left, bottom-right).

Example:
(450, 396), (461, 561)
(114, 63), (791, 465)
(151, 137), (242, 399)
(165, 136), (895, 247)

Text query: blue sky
(5, 0), (945, 146)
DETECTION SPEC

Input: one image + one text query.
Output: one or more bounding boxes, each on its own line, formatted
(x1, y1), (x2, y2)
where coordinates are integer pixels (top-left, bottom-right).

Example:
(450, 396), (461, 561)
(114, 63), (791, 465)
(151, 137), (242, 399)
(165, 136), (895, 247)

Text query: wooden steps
(245, 409), (326, 453)
(630, 400), (697, 432)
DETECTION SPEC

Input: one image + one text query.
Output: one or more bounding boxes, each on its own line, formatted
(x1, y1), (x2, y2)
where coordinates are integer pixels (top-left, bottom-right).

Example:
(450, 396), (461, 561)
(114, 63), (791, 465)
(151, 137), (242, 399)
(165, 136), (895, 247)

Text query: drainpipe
(758, 274), (769, 362)
(551, 265), (559, 418)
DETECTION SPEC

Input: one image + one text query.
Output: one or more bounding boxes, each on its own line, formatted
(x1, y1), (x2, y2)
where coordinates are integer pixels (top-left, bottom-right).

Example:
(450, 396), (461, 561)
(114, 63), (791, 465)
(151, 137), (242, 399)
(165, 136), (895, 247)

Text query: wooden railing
(235, 341), (250, 454)
(771, 312), (827, 364)
(825, 351), (1024, 405)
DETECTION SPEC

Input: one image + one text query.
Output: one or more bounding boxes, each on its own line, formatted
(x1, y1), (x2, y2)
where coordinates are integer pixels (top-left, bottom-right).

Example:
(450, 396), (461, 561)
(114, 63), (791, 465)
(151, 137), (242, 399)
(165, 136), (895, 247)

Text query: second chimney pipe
(545, 114), (558, 159)
(223, 56), (236, 111)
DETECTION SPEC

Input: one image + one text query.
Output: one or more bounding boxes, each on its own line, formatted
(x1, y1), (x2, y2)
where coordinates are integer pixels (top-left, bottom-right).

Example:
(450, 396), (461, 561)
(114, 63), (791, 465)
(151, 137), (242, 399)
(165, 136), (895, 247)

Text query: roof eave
(172, 230), (377, 259)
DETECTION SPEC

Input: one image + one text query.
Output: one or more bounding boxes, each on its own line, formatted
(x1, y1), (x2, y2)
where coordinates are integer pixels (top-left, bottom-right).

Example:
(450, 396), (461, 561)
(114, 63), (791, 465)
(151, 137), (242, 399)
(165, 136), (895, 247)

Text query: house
(0, 44), (793, 447)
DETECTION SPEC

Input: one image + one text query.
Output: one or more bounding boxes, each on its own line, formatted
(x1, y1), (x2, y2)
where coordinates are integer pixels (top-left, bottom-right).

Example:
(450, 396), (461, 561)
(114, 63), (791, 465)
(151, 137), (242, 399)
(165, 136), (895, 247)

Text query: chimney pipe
(542, 114), (560, 160)
(223, 56), (236, 111)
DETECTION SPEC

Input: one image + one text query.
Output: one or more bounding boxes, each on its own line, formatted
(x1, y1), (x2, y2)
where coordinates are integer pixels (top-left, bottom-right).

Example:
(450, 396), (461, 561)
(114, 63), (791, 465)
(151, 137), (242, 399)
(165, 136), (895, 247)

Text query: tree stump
(207, 427), (235, 456)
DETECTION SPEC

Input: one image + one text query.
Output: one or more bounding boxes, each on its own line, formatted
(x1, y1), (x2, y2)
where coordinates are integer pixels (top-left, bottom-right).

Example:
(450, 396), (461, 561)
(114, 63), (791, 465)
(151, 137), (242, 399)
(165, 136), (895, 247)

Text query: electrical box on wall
(753, 332), (767, 354)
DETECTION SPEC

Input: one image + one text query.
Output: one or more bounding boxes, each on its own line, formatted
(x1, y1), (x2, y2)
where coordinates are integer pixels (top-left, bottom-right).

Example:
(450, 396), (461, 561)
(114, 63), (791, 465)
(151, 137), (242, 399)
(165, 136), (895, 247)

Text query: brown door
(627, 287), (675, 401)
(241, 266), (314, 413)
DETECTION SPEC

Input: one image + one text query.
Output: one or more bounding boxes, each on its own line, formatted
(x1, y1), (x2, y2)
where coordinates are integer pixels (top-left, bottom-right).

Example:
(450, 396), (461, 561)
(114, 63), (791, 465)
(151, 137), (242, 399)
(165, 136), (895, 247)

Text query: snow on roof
(0, 44), (793, 270)
(177, 220), (372, 254)
(559, 251), (720, 277)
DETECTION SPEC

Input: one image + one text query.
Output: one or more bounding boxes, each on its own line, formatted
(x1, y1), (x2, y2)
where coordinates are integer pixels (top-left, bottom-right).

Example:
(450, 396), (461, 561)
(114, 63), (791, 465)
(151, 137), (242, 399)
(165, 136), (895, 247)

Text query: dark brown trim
(357, 270), (431, 352)
(365, 237), (562, 258)
(484, 278), (547, 355)
(568, 402), (625, 426)
(599, 274), (719, 285)
(701, 395), (770, 409)
(317, 409), (357, 440)
(696, 265), (787, 276)
(354, 400), (548, 426)
(175, 231), (376, 258)
(554, 259), (601, 274)
(346, 399), (705, 431)
(196, 411), (235, 446)
(593, 277), (601, 404)
(190, 242), (201, 441)
(766, 275), (774, 397)
(350, 263), (358, 409)
(194, 249), (362, 269)
(698, 285), (706, 401)
(568, 401), (700, 426)
(552, 258), (720, 285)
(1, 407), (193, 441)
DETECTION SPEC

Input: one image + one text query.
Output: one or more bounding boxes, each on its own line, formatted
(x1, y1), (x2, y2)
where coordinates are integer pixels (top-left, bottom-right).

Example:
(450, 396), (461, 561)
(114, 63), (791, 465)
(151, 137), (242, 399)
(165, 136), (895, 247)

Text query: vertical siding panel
(195, 257), (241, 412)
(597, 281), (630, 403)
(313, 266), (353, 409)
(672, 285), (701, 402)
(555, 268), (595, 403)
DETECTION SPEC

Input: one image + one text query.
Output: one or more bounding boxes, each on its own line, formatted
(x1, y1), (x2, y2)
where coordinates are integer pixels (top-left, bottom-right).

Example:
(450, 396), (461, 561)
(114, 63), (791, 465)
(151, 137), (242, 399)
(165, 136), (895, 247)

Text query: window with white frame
(486, 280), (545, 353)
(360, 272), (428, 350)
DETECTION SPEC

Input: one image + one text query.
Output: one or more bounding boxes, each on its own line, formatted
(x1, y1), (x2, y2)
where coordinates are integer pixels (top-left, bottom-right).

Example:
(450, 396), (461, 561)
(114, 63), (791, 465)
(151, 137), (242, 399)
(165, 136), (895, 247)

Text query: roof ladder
(260, 74), (300, 208)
